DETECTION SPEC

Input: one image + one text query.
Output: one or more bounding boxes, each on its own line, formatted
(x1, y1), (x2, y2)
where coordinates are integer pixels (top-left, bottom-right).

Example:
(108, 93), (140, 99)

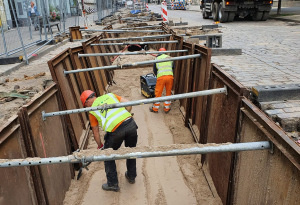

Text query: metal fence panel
(0, 0), (83, 63)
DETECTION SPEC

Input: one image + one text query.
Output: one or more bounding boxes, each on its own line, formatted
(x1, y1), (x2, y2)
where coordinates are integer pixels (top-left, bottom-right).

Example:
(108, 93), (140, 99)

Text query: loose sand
(0, 10), (222, 204)
(63, 54), (222, 205)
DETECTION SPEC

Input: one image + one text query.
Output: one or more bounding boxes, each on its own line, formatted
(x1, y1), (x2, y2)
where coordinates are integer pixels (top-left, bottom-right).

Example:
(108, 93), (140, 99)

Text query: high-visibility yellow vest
(89, 93), (131, 132)
(156, 54), (173, 78)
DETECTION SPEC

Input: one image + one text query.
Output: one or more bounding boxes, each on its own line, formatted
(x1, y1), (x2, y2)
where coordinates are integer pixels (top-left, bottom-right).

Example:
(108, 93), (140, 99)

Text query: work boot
(125, 171), (135, 184)
(164, 108), (171, 114)
(102, 183), (120, 192)
(149, 106), (158, 113)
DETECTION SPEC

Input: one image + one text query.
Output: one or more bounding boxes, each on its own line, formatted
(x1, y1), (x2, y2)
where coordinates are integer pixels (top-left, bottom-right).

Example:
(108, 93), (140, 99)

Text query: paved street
(149, 4), (300, 88)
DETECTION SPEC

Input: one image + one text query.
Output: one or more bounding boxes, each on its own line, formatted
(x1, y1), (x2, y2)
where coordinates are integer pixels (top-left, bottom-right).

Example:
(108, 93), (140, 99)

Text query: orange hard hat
(159, 48), (166, 51)
(80, 90), (95, 106)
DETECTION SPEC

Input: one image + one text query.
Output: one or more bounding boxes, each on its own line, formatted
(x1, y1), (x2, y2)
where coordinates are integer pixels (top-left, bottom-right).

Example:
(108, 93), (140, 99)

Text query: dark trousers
(103, 118), (138, 186)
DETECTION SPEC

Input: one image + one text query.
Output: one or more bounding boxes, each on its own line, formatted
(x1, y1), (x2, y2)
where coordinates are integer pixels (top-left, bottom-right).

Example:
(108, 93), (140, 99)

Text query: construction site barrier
(161, 1), (168, 22)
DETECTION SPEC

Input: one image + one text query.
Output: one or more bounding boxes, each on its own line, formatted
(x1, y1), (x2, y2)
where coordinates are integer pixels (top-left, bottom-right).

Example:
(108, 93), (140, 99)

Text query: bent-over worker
(149, 47), (174, 113)
(80, 90), (138, 192)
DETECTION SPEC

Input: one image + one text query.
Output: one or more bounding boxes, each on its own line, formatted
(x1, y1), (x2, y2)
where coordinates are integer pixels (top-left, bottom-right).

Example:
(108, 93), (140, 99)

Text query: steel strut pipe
(91, 40), (178, 46)
(78, 50), (189, 57)
(64, 54), (201, 75)
(121, 25), (162, 29)
(0, 141), (271, 168)
(99, 34), (172, 42)
(79, 29), (164, 33)
(42, 86), (226, 120)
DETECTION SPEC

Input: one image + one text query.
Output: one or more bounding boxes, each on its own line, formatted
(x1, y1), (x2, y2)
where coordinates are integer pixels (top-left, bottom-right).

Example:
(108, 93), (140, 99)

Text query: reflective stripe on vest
(89, 93), (131, 132)
(156, 54), (173, 78)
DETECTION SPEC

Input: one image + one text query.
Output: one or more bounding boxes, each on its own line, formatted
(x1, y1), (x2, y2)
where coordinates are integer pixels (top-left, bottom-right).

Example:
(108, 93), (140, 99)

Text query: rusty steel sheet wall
(172, 35), (184, 93)
(189, 45), (212, 142)
(177, 42), (195, 115)
(171, 42), (211, 142)
(48, 49), (88, 150)
(0, 116), (44, 205)
(232, 98), (300, 204)
(69, 46), (97, 94)
(203, 64), (248, 204)
(21, 84), (73, 205)
(82, 36), (111, 95)
(69, 26), (83, 42)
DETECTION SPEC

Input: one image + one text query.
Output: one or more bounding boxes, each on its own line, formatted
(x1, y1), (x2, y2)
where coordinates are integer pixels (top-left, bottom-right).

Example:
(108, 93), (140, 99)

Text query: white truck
(200, 0), (273, 22)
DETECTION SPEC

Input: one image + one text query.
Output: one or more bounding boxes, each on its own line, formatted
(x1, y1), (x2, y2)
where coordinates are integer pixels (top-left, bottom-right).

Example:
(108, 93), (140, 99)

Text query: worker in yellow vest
(150, 48), (174, 113)
(80, 90), (138, 192)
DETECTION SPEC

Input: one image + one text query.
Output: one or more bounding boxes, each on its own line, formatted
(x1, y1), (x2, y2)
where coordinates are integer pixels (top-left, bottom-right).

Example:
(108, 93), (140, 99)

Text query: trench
(0, 6), (299, 205)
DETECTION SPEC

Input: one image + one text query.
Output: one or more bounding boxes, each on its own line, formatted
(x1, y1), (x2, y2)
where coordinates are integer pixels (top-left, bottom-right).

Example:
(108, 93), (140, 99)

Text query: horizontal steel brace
(91, 40), (178, 46)
(42, 86), (227, 120)
(78, 50), (188, 57)
(99, 34), (172, 42)
(64, 54), (201, 75)
(0, 141), (271, 168)
(80, 29), (164, 33)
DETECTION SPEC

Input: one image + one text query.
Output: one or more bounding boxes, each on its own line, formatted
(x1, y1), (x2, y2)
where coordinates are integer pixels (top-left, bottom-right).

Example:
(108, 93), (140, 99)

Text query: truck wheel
(212, 2), (219, 21)
(202, 8), (209, 19)
(218, 2), (228, 23)
(252, 11), (263, 21)
(228, 12), (235, 22)
(261, 11), (270, 21)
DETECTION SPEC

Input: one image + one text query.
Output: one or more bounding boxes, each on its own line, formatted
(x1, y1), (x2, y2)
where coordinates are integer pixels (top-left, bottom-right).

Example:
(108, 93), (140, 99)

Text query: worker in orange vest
(80, 90), (138, 192)
(150, 48), (174, 113)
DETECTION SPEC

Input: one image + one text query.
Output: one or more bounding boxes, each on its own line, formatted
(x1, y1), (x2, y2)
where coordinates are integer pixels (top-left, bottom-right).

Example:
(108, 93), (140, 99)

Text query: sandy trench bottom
(63, 54), (222, 205)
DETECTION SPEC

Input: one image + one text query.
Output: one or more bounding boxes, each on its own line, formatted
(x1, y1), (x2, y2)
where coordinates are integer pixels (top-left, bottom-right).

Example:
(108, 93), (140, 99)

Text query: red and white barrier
(161, 1), (168, 22)
(146, 3), (149, 11)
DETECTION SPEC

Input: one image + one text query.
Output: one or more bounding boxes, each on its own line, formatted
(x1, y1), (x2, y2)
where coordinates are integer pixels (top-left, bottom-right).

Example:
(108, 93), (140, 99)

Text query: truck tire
(212, 2), (219, 21)
(203, 8), (209, 19)
(228, 12), (235, 22)
(252, 11), (263, 21)
(218, 2), (228, 23)
(261, 11), (270, 21)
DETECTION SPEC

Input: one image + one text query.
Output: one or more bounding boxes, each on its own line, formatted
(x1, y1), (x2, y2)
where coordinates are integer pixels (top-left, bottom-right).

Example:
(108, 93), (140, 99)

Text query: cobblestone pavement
(149, 4), (300, 142)
(150, 4), (300, 88)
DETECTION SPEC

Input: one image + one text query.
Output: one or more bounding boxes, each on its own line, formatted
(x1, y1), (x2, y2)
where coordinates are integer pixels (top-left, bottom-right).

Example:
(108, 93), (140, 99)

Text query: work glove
(97, 144), (104, 150)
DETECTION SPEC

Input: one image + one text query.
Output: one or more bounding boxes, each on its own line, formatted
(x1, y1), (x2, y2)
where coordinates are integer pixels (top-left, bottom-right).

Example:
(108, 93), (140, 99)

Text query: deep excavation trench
(63, 54), (222, 205)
